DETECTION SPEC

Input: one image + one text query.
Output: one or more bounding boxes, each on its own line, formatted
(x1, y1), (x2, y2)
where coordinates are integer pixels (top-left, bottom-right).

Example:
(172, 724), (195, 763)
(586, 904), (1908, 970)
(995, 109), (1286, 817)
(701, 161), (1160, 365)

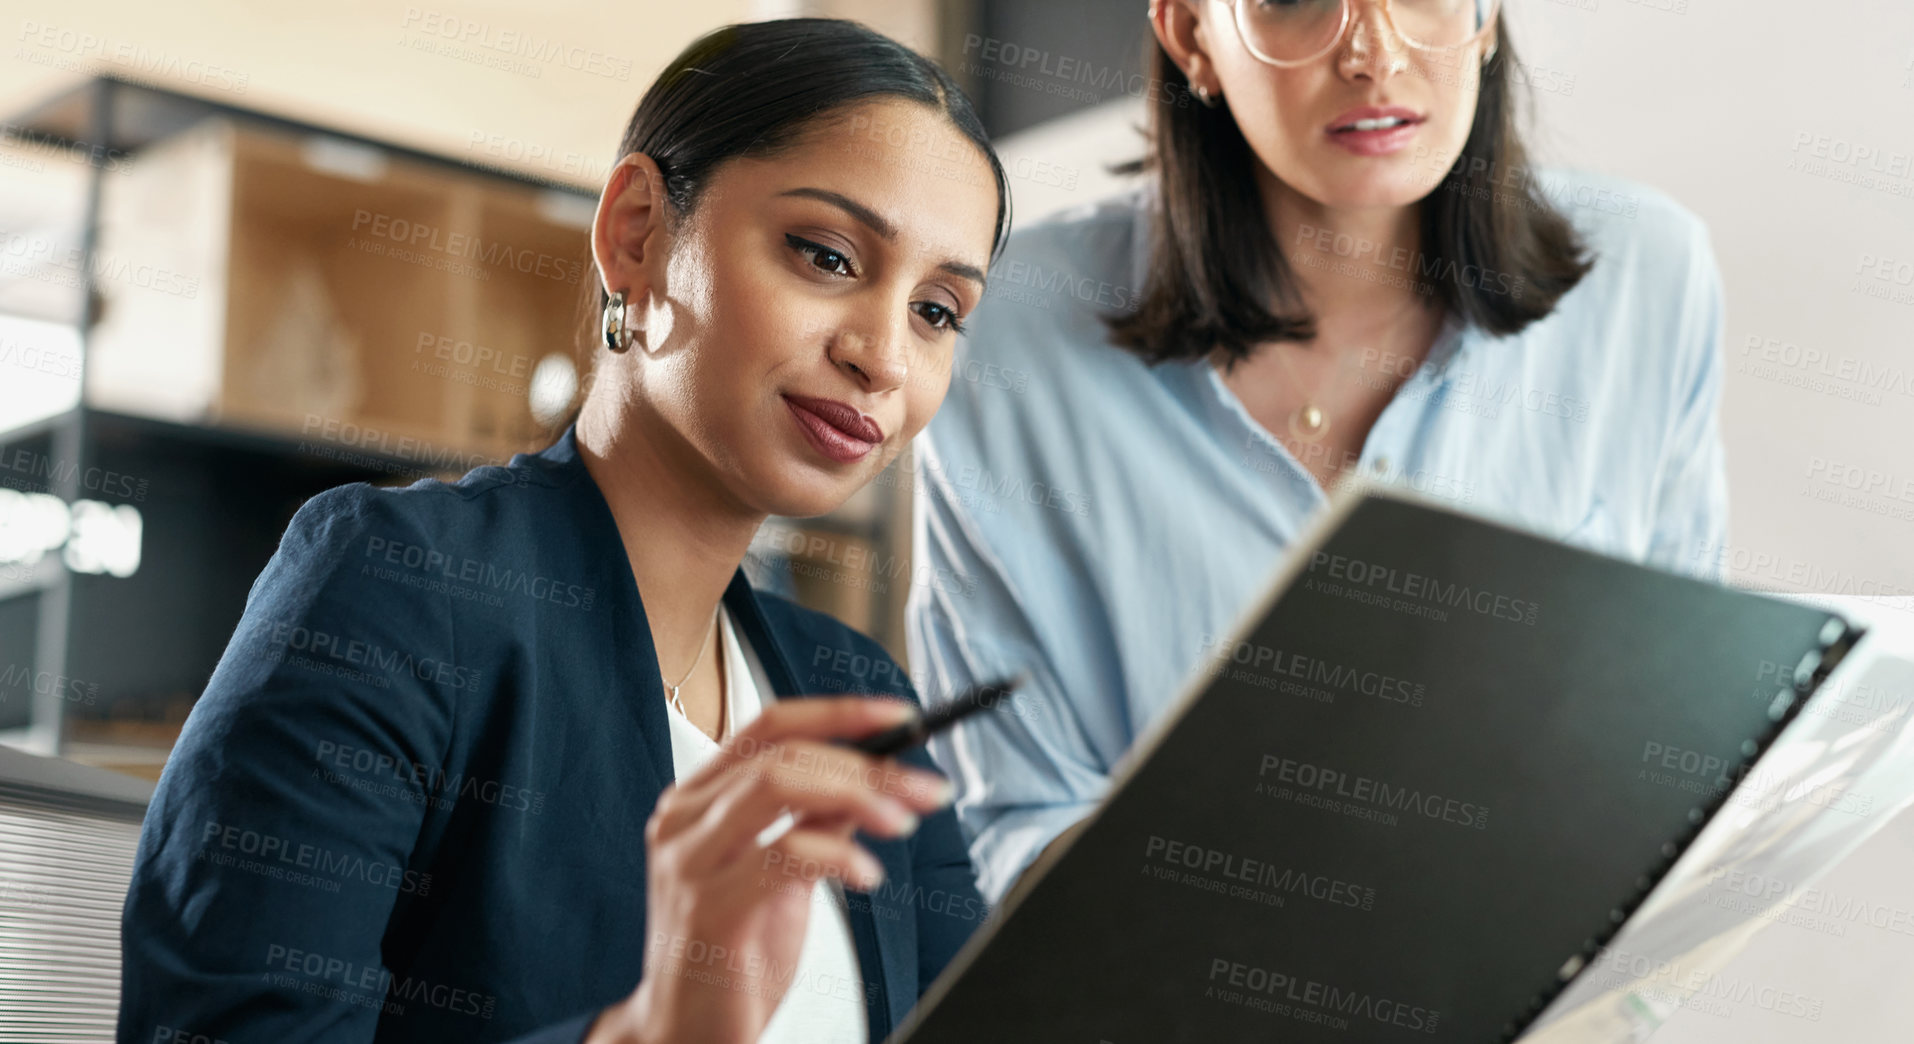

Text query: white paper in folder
(1524, 598), (1914, 1042)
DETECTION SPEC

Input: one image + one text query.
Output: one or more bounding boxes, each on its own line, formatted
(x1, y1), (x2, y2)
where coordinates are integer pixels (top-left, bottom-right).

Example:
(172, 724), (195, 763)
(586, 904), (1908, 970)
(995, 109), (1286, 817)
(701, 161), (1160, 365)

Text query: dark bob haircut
(581, 18), (1011, 340)
(1107, 18), (1593, 367)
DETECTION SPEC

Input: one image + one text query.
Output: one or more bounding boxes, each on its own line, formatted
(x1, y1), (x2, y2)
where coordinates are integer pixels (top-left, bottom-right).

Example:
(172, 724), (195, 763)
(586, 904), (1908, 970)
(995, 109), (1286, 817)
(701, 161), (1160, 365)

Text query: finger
(651, 748), (894, 858)
(652, 734), (950, 859)
(753, 807), (857, 852)
(723, 696), (917, 758)
(803, 812), (859, 839)
(656, 697), (909, 838)
(750, 828), (885, 893)
(680, 735), (950, 820)
(671, 751), (926, 874)
(751, 695), (918, 739)
(668, 697), (914, 803)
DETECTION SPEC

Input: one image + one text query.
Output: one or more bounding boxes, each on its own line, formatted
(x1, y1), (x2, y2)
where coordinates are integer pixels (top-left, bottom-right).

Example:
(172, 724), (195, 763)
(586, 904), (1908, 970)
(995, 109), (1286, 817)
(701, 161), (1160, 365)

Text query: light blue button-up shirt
(905, 175), (1730, 903)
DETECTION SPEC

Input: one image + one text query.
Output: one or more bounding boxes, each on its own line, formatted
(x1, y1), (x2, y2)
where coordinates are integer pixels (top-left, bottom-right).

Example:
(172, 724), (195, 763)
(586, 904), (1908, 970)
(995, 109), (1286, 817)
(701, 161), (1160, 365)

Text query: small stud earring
(1193, 84), (1221, 109)
(603, 289), (634, 353)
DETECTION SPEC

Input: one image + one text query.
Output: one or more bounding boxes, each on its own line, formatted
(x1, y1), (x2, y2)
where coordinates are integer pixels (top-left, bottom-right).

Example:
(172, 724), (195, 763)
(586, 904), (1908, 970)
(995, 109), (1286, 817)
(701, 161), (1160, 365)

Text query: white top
(663, 608), (868, 1044)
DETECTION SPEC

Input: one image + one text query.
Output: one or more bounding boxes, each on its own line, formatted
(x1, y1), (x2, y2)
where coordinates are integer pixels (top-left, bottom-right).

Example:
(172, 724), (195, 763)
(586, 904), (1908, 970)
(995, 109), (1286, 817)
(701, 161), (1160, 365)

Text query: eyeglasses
(1229, 0), (1500, 68)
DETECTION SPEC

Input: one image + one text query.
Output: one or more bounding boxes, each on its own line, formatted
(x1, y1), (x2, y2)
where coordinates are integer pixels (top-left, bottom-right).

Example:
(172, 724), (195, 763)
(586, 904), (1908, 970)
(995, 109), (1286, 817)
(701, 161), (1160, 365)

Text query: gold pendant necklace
(1269, 344), (1333, 443)
(1291, 402), (1328, 441)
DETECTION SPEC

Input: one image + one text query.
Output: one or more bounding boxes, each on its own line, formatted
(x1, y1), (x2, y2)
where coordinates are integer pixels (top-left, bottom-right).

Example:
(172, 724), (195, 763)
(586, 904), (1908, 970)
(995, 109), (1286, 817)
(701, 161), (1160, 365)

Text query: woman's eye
(914, 301), (966, 334)
(786, 234), (855, 277)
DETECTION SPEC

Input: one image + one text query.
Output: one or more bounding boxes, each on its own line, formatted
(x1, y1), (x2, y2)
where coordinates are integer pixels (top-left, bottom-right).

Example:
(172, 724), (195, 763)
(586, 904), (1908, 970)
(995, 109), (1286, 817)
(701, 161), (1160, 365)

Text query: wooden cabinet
(0, 78), (603, 766)
(86, 116), (596, 466)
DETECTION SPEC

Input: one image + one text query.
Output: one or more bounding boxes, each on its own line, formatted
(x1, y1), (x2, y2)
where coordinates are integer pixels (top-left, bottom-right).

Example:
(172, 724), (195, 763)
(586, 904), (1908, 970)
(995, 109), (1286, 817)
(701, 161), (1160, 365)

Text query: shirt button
(1372, 457), (1390, 474)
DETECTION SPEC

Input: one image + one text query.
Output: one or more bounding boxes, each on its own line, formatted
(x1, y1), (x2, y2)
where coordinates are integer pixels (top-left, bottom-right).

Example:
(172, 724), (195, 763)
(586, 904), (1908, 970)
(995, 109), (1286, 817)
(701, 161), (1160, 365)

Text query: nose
(827, 309), (910, 394)
(1336, 0), (1410, 83)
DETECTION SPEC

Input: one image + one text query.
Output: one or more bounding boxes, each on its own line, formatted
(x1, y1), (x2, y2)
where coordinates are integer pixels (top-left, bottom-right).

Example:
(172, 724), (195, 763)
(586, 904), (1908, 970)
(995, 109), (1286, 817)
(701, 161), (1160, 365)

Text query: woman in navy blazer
(118, 19), (1009, 1044)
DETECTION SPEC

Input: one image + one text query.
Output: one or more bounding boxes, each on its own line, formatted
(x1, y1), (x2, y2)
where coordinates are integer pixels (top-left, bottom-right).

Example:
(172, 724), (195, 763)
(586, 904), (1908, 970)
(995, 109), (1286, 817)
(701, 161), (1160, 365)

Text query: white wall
(1507, 0), (1914, 611)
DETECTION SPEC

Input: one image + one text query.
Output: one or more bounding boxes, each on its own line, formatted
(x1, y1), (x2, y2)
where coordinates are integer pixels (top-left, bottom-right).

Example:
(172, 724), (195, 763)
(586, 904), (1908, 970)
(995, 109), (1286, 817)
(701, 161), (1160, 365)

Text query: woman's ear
(592, 152), (669, 323)
(1151, 0), (1221, 100)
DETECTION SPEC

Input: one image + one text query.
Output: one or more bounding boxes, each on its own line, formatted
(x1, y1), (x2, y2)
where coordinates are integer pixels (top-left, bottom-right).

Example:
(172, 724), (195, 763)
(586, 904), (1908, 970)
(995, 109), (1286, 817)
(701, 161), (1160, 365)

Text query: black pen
(850, 674), (1026, 757)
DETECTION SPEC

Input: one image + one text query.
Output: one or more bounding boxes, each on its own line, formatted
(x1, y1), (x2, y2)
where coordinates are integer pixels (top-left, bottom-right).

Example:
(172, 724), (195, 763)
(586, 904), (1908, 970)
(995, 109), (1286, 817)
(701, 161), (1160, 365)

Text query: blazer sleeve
(116, 486), (596, 1044)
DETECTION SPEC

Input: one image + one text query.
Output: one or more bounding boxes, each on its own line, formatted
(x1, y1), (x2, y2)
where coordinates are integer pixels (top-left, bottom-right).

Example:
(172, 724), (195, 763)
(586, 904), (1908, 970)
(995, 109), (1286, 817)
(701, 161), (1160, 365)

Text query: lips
(1326, 105), (1425, 134)
(1324, 105), (1425, 157)
(783, 394), (883, 464)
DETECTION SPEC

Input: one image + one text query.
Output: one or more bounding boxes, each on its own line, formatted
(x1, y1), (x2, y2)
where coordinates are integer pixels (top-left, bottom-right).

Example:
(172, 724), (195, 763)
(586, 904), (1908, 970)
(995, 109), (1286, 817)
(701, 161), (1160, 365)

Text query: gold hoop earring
(603, 289), (634, 353)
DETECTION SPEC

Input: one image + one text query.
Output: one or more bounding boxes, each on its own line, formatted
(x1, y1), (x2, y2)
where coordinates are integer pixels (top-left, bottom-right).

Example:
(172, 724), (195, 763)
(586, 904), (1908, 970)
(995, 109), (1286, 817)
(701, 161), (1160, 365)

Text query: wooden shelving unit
(0, 77), (604, 773)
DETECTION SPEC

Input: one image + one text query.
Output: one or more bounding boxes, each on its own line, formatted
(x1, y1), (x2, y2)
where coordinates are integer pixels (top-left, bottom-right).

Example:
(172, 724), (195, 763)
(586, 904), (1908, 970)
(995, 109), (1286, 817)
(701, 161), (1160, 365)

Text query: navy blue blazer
(118, 428), (987, 1043)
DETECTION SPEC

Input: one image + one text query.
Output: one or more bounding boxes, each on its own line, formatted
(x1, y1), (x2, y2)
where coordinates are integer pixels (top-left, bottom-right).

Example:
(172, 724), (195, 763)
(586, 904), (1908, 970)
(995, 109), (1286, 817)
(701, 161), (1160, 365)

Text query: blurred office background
(0, 0), (1911, 1039)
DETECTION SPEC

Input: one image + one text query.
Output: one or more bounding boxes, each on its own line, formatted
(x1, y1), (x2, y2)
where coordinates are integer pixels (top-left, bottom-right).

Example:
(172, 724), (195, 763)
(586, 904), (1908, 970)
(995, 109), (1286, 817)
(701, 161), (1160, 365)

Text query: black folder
(892, 489), (1861, 1044)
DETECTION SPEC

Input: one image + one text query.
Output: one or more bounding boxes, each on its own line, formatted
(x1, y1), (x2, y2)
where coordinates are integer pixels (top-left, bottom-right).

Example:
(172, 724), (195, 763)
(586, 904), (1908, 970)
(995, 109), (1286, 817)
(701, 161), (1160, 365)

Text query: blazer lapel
(615, 574), (675, 790)
(544, 427), (676, 790)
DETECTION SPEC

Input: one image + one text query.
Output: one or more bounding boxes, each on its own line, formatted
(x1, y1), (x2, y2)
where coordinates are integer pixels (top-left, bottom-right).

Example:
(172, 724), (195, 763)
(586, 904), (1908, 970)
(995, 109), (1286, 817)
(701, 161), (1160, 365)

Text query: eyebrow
(778, 186), (987, 288)
(780, 187), (895, 240)
(939, 260), (987, 287)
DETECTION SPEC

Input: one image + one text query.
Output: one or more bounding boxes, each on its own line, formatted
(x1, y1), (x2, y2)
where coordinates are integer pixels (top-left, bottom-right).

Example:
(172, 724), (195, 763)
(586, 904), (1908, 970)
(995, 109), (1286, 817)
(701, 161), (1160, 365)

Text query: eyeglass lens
(1237, 0), (1498, 64)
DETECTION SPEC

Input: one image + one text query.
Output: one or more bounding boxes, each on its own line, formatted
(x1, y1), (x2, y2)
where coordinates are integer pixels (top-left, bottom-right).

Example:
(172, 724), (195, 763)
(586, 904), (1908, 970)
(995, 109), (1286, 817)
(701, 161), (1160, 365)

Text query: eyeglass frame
(1223, 0), (1501, 69)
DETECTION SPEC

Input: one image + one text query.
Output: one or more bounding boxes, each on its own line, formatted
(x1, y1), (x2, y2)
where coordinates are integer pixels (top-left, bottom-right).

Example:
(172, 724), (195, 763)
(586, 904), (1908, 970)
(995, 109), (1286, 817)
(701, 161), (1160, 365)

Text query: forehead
(715, 98), (999, 266)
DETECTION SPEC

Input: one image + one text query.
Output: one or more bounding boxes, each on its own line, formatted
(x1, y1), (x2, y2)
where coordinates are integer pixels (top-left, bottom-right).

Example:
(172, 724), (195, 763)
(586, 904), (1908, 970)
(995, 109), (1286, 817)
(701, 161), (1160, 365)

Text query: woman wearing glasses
(909, 0), (1728, 903)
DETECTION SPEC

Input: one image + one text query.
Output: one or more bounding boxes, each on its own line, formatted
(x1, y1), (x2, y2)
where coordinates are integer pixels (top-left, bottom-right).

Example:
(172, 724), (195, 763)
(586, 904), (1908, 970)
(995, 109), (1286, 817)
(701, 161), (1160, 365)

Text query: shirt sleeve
(1644, 218), (1731, 581)
(905, 445), (1111, 906)
(116, 486), (595, 1044)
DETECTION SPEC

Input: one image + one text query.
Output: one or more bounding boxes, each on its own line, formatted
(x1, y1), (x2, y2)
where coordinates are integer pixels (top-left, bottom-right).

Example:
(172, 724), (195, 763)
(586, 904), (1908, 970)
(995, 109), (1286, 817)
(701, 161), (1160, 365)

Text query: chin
(1280, 156), (1404, 207)
(1303, 177), (1424, 213)
(742, 466), (864, 521)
